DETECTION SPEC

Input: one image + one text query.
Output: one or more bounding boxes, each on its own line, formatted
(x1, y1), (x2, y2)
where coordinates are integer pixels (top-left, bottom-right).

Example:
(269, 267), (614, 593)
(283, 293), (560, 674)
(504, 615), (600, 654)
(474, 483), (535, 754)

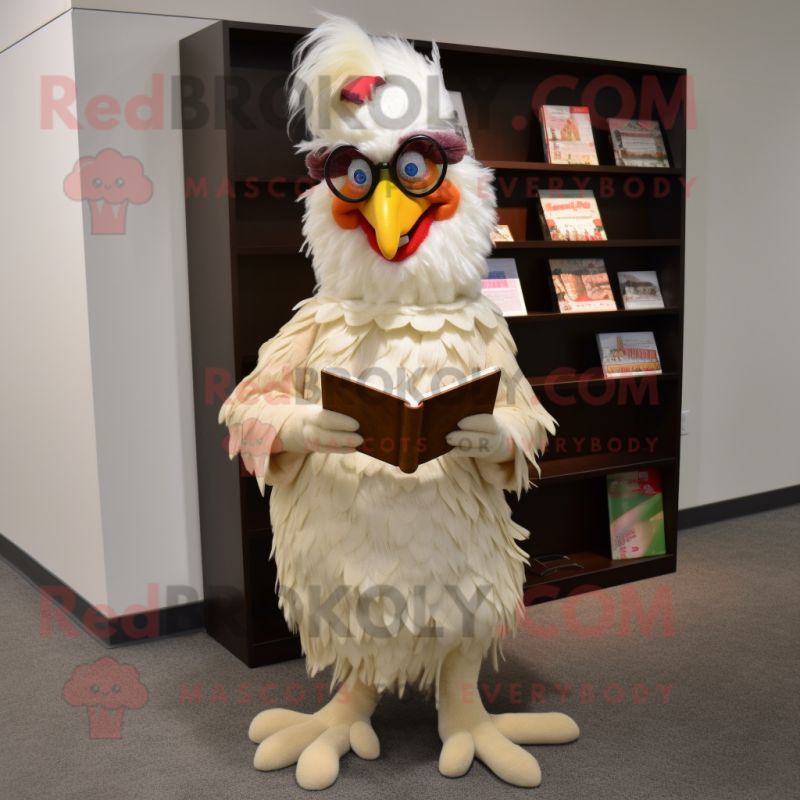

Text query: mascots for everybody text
(221, 16), (579, 789)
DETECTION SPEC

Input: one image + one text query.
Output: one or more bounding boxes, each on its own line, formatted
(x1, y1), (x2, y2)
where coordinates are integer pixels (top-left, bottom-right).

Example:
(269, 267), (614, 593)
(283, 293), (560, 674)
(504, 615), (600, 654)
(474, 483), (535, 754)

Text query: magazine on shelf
(490, 224), (514, 243)
(596, 331), (662, 377)
(538, 190), (608, 241)
(447, 91), (476, 158)
(608, 119), (670, 168)
(607, 469), (667, 560)
(481, 258), (527, 316)
(618, 270), (665, 309)
(540, 105), (599, 165)
(549, 259), (617, 313)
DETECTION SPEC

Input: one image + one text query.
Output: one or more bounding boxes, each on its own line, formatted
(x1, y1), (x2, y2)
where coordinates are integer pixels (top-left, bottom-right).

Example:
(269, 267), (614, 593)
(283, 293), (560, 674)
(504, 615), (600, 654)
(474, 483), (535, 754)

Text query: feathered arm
(448, 313), (556, 495)
(218, 300), (361, 494)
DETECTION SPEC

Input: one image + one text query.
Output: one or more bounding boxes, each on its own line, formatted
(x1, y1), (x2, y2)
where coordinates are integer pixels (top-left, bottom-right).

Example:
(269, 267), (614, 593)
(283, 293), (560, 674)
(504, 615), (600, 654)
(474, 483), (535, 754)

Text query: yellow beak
(361, 170), (429, 259)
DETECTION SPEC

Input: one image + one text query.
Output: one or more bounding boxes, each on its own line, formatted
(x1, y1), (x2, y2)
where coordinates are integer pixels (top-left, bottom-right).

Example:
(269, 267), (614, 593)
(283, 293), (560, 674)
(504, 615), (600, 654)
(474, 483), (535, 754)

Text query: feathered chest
(301, 296), (501, 394)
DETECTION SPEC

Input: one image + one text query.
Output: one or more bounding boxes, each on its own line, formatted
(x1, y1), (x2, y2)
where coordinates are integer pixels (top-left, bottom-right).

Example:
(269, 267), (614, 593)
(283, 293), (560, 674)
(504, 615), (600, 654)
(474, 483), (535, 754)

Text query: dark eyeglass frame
(323, 134), (448, 204)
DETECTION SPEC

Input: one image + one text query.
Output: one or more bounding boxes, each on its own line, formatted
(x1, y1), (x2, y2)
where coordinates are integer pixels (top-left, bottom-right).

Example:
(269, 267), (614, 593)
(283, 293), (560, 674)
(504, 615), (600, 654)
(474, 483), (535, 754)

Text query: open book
(321, 366), (501, 474)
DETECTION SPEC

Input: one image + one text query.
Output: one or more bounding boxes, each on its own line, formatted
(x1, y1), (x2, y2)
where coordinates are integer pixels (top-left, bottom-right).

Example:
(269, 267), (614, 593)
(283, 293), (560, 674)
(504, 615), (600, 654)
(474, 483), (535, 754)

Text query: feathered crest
(287, 15), (458, 154)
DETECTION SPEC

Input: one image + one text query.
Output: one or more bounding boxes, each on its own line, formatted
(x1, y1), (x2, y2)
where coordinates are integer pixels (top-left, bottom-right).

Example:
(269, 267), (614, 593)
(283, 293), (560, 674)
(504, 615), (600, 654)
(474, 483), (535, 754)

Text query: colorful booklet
(482, 258), (528, 316)
(618, 271), (665, 310)
(596, 331), (662, 377)
(607, 469), (667, 559)
(538, 190), (608, 241)
(549, 259), (617, 313)
(490, 224), (514, 243)
(540, 105), (599, 165)
(447, 91), (476, 158)
(608, 119), (670, 168)
(321, 366), (500, 474)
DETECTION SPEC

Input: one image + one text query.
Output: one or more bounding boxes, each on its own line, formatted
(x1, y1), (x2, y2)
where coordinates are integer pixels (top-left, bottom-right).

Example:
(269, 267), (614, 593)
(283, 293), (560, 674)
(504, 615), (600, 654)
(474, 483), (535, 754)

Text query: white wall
(0, 12), (108, 607)
(70, 10), (210, 612)
(0, 9), (209, 614)
(1, 1), (797, 611)
(0, 0), (70, 54)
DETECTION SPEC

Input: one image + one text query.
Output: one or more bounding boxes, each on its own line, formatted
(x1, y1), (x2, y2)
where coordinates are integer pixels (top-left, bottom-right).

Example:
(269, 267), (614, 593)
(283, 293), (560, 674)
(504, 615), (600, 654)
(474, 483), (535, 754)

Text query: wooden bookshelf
(180, 21), (686, 667)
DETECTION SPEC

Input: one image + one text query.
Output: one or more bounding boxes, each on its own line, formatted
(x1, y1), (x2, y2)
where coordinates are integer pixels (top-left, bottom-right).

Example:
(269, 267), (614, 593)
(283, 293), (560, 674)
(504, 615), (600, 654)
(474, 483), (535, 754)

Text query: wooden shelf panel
(235, 163), (684, 187)
(523, 551), (675, 593)
(251, 635), (302, 664)
(534, 453), (676, 484)
(234, 174), (308, 184)
(242, 451), (676, 491)
(237, 241), (682, 256)
(236, 244), (304, 256)
(513, 308), (679, 320)
(494, 239), (681, 250)
(484, 160), (683, 176)
(527, 371), (678, 390)
(238, 356), (679, 392)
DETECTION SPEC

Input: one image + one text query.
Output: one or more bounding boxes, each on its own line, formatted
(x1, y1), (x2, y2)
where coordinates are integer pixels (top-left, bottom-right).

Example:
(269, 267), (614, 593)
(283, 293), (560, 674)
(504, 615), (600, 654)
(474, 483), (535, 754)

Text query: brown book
(321, 366), (501, 474)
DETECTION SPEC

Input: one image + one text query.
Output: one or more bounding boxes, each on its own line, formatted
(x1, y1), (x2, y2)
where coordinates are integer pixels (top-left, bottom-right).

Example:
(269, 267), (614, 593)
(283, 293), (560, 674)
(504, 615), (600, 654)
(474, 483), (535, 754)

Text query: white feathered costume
(220, 17), (579, 790)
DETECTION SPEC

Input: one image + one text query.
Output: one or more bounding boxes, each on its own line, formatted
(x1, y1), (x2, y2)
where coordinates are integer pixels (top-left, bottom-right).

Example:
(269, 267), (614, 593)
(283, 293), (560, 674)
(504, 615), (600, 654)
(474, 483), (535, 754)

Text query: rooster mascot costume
(220, 16), (579, 789)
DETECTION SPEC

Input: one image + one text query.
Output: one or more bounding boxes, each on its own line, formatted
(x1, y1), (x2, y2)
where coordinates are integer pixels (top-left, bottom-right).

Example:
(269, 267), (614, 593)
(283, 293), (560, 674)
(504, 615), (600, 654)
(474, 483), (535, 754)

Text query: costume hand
(445, 414), (514, 463)
(280, 405), (363, 455)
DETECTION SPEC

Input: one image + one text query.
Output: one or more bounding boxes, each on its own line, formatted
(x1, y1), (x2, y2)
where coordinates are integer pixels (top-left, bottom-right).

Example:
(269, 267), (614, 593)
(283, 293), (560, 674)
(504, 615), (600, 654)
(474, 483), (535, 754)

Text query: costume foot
(492, 711), (579, 745)
(439, 711), (543, 786)
(437, 651), (579, 787)
(249, 679), (379, 790)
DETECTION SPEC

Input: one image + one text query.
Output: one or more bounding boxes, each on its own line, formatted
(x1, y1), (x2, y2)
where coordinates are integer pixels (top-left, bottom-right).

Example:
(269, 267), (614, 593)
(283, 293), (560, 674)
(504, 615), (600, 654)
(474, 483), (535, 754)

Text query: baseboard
(678, 483), (800, 529)
(0, 531), (205, 647)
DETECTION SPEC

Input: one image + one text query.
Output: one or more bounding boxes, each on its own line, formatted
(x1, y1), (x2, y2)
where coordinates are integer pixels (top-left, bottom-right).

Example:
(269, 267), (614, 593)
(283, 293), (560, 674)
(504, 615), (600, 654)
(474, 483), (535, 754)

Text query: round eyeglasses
(323, 135), (448, 204)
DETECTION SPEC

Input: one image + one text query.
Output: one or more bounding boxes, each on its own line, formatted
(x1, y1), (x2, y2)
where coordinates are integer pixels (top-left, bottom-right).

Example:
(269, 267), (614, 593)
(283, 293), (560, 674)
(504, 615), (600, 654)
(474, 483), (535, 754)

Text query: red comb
(340, 76), (386, 105)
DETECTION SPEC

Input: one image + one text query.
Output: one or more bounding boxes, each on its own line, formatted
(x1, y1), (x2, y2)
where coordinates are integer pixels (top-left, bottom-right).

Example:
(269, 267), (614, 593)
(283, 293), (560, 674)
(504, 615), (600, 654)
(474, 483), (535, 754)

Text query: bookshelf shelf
(236, 245), (304, 256)
(485, 160), (683, 176)
(523, 551), (675, 593)
(535, 453), (676, 484)
(234, 174), (308, 184)
(180, 21), (686, 668)
(519, 308), (679, 321)
(493, 240), (681, 250)
(527, 371), (678, 389)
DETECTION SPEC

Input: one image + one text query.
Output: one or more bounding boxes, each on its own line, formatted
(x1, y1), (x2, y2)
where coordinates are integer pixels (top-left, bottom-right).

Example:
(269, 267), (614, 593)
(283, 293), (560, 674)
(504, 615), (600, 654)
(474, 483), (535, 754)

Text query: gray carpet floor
(2, 505), (798, 799)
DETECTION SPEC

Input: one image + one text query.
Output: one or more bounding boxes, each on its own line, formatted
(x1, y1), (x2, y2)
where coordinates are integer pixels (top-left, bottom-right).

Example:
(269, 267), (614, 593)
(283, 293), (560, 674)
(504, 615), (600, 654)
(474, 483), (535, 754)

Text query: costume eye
(92, 178), (102, 188)
(397, 151), (428, 185)
(347, 158), (373, 196)
(115, 178), (124, 188)
(324, 146), (374, 203)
